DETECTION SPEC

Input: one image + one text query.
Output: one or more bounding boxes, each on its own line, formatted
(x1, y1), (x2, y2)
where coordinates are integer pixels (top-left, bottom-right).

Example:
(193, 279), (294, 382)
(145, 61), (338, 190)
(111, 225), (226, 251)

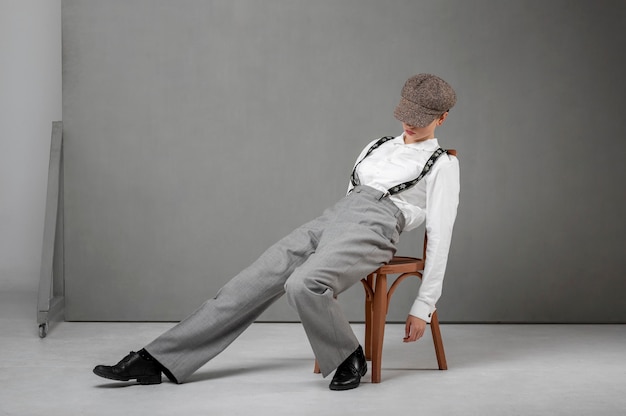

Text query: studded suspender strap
(387, 147), (447, 195)
(350, 136), (449, 195)
(350, 136), (395, 188)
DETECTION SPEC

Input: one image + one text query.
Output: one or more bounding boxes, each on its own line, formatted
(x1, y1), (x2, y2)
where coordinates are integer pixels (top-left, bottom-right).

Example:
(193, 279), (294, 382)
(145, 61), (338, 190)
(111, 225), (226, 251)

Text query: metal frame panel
(37, 121), (64, 337)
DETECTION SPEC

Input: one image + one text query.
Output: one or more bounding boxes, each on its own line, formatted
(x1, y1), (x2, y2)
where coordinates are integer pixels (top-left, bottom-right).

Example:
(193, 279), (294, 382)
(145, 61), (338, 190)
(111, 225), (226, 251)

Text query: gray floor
(2, 291), (625, 416)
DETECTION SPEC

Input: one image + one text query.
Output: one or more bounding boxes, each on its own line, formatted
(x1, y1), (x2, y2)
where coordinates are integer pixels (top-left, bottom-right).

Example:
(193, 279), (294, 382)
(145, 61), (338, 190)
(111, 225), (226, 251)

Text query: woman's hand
(403, 315), (427, 342)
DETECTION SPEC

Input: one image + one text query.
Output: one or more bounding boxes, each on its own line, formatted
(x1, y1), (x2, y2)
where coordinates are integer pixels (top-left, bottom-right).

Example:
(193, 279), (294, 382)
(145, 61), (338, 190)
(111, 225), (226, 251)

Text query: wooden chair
(314, 149), (456, 383)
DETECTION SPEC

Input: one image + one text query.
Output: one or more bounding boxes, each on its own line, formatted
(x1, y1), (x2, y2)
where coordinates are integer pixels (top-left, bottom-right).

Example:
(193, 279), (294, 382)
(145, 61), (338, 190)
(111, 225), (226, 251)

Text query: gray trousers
(145, 185), (405, 381)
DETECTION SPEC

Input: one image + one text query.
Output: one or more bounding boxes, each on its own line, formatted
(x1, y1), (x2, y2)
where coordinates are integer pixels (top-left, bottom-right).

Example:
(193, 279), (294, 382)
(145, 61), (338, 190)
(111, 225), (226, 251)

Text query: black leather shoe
(329, 345), (367, 391)
(93, 351), (162, 385)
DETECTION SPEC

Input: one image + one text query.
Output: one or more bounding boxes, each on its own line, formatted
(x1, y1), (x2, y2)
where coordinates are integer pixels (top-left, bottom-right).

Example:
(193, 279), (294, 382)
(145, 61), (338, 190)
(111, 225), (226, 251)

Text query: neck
(403, 134), (435, 144)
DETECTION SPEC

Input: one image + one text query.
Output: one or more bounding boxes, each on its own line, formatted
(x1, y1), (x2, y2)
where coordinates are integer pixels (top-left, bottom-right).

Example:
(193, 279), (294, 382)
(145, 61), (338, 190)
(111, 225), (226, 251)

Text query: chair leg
(430, 310), (447, 370)
(370, 273), (388, 383)
(364, 274), (374, 360)
(313, 359), (321, 374)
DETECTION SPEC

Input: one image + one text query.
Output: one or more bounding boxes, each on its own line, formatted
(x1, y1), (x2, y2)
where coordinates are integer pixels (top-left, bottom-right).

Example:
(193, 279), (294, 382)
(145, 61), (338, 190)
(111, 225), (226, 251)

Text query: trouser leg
(284, 224), (397, 377)
(144, 220), (322, 383)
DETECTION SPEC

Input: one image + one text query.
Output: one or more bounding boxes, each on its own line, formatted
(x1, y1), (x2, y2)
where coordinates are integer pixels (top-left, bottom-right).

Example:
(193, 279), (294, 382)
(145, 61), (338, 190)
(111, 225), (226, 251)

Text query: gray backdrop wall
(62, 0), (626, 322)
(1, 1), (62, 293)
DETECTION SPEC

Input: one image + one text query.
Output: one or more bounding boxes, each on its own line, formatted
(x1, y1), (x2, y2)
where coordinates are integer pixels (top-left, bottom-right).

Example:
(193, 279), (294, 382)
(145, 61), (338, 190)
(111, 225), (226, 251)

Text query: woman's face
(402, 112), (448, 144)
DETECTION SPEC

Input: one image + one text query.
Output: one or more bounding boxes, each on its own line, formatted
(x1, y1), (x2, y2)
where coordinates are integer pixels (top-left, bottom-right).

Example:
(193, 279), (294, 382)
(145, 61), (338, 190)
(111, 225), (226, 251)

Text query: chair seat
(378, 256), (424, 274)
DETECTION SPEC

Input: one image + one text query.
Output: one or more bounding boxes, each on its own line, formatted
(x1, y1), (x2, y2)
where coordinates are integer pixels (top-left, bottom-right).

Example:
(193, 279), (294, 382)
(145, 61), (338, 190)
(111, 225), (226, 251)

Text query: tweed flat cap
(394, 74), (456, 127)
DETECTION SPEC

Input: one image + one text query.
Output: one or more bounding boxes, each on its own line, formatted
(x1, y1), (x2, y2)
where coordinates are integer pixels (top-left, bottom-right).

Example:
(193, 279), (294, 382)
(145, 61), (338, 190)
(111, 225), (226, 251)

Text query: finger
(404, 324), (416, 342)
(403, 326), (411, 342)
(407, 325), (424, 342)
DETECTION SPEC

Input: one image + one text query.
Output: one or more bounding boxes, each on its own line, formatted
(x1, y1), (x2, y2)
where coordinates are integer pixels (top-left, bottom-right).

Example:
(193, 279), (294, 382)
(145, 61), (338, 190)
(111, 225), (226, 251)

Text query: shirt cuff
(409, 299), (436, 323)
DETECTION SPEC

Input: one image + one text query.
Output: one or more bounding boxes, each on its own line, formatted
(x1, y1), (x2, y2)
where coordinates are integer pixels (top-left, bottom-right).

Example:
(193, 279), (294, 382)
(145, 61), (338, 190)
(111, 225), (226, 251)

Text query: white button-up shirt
(348, 134), (460, 322)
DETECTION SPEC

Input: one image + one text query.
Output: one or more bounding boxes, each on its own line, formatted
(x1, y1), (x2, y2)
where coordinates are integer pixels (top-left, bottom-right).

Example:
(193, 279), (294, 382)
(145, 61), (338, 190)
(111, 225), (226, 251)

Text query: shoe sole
(329, 382), (360, 391)
(93, 368), (162, 385)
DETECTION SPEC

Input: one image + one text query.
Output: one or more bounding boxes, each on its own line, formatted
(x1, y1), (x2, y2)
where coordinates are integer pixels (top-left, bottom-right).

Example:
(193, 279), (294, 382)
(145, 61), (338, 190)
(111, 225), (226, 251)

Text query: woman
(93, 73), (460, 391)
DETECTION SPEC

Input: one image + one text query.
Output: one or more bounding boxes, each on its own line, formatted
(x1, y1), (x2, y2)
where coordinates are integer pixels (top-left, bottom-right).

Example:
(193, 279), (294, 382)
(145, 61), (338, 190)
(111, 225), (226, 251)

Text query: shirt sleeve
(409, 155), (460, 322)
(391, 198), (426, 231)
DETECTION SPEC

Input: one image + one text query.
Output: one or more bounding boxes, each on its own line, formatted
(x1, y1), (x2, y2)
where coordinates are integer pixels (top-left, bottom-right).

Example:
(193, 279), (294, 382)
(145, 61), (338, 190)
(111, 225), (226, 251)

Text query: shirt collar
(392, 134), (440, 151)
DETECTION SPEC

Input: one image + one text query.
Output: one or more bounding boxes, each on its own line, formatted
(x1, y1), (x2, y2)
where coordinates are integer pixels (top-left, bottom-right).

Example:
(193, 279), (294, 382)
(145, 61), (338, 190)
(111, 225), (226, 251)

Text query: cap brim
(394, 97), (441, 128)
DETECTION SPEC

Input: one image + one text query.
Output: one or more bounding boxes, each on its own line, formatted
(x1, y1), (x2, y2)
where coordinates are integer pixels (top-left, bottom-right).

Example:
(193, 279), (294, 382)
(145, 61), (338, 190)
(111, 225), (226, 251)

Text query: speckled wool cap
(394, 74), (456, 127)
